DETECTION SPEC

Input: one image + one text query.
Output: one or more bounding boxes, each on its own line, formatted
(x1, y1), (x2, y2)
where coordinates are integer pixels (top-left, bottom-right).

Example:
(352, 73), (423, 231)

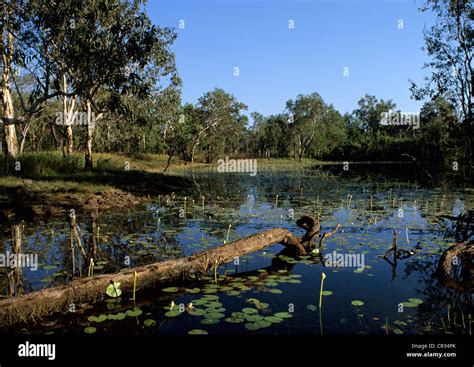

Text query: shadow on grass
(0, 162), (194, 221)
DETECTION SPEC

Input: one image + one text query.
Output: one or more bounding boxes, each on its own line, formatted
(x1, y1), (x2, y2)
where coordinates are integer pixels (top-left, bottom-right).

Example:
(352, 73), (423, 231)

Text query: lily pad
(225, 317), (245, 323)
(321, 290), (333, 296)
(106, 282), (122, 298)
(242, 308), (258, 314)
(246, 315), (264, 322)
(188, 309), (206, 316)
(408, 298), (423, 305)
(400, 301), (418, 308)
(115, 312), (126, 320)
(268, 289), (283, 294)
(204, 312), (225, 319)
(351, 300), (364, 306)
(162, 287), (179, 293)
(165, 309), (182, 317)
(206, 302), (223, 308)
(274, 312), (292, 319)
(88, 314), (107, 323)
(144, 319), (156, 327)
(306, 305), (317, 311)
(203, 288), (218, 293)
(185, 288), (201, 294)
(188, 329), (208, 335)
(202, 295), (219, 301)
(84, 326), (97, 334)
(254, 320), (272, 329)
(265, 316), (284, 323)
(201, 318), (220, 325)
(125, 308), (143, 317)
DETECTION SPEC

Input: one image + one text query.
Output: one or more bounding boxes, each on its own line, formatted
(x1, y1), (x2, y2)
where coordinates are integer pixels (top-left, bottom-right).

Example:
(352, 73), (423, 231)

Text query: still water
(1, 165), (473, 335)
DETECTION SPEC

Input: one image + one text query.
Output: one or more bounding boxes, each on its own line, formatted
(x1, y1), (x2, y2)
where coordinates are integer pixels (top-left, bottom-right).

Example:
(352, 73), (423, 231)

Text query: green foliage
(106, 282), (122, 298)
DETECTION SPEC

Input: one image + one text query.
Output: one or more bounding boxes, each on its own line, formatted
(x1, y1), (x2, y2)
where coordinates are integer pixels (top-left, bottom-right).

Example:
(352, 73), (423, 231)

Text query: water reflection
(0, 167), (472, 335)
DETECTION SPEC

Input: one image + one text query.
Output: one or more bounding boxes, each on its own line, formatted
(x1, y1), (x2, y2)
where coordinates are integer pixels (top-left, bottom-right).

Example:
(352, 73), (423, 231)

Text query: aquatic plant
(319, 272), (326, 309)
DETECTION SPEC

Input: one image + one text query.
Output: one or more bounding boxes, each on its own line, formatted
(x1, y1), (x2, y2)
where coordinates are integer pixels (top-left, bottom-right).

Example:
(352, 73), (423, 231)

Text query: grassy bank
(0, 152), (194, 221)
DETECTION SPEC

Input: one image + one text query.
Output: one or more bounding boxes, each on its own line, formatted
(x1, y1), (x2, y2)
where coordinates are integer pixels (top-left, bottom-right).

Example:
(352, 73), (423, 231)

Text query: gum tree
(190, 88), (247, 164)
(286, 93), (325, 161)
(410, 0), (473, 162)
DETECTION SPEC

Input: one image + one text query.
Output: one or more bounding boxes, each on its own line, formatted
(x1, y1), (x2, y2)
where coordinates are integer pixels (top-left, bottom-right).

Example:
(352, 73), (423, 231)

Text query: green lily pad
(125, 308), (143, 317)
(321, 290), (333, 296)
(202, 295), (219, 300)
(88, 314), (107, 323)
(265, 316), (284, 323)
(84, 326), (97, 334)
(245, 323), (259, 331)
(115, 312), (126, 320)
(351, 300), (364, 306)
(268, 289), (283, 294)
(242, 308), (258, 314)
(274, 312), (292, 319)
(201, 318), (220, 325)
(306, 305), (317, 311)
(144, 319), (156, 327)
(185, 288), (201, 294)
(106, 282), (122, 298)
(165, 309), (182, 317)
(192, 299), (209, 306)
(254, 320), (272, 329)
(162, 287), (179, 293)
(204, 312), (225, 319)
(206, 302), (223, 308)
(225, 317), (245, 323)
(408, 298), (423, 305)
(188, 329), (208, 335)
(188, 309), (206, 316)
(400, 301), (418, 308)
(246, 315), (264, 322)
(393, 328), (404, 334)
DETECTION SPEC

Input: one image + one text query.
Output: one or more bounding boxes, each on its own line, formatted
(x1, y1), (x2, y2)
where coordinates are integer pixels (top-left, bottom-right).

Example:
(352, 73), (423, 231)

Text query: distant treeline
(1, 0), (472, 171)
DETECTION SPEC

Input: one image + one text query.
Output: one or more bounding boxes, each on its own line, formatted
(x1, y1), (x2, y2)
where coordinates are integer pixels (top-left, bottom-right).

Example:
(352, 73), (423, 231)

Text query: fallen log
(0, 216), (328, 326)
(437, 240), (474, 292)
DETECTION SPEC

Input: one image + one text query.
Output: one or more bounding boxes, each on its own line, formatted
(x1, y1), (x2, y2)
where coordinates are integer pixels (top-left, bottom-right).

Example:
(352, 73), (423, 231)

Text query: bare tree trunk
(65, 125), (73, 155)
(62, 75), (76, 156)
(191, 118), (218, 164)
(85, 101), (94, 169)
(1, 10), (18, 158)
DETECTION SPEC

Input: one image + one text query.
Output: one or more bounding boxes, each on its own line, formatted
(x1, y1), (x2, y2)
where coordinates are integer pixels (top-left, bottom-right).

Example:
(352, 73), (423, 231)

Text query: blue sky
(147, 0), (434, 117)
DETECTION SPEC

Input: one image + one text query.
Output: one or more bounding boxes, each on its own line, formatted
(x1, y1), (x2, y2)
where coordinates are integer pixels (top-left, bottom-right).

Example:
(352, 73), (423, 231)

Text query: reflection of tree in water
(403, 252), (472, 334)
(439, 210), (474, 243)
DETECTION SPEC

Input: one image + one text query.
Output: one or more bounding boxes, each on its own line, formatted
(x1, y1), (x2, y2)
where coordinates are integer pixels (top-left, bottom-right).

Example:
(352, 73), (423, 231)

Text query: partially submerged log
(0, 216), (332, 326)
(437, 240), (474, 292)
